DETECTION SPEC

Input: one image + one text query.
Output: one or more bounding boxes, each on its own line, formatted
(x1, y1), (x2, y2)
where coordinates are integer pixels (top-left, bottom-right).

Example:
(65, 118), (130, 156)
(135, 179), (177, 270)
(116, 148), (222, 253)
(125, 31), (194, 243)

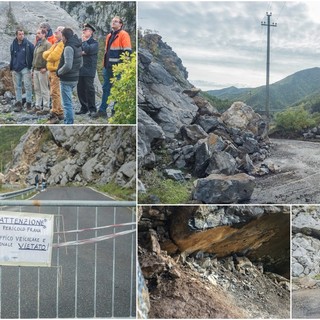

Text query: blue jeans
(12, 68), (32, 103)
(99, 67), (113, 112)
(60, 81), (77, 124)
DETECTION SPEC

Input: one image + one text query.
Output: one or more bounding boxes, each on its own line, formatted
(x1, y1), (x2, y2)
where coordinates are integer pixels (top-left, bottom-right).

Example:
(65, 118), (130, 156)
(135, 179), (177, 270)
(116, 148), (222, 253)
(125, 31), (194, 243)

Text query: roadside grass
(95, 181), (136, 201)
(0, 126), (29, 172)
(139, 169), (193, 204)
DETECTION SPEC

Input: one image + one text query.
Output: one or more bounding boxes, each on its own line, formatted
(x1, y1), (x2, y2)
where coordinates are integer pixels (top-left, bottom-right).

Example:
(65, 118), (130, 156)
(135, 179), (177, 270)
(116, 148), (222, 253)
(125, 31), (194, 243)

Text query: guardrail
(0, 186), (36, 200)
(0, 199), (136, 207)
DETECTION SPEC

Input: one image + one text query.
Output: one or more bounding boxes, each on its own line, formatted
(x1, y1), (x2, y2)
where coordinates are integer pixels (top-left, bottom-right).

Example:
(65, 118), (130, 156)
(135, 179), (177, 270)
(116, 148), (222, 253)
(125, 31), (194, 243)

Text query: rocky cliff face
(57, 1), (136, 41)
(138, 205), (290, 318)
(5, 126), (136, 191)
(292, 206), (320, 284)
(138, 34), (271, 203)
(292, 205), (320, 318)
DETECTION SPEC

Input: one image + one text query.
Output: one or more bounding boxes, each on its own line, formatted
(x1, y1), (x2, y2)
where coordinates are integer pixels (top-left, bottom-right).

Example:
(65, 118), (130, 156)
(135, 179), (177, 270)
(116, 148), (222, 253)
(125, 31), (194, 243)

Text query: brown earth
(140, 247), (290, 319)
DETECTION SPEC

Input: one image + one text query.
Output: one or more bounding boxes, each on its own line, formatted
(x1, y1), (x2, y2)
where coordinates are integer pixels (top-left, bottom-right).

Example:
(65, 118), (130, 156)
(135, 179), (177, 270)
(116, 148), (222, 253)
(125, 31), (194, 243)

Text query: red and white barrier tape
(53, 229), (136, 248)
(55, 222), (136, 234)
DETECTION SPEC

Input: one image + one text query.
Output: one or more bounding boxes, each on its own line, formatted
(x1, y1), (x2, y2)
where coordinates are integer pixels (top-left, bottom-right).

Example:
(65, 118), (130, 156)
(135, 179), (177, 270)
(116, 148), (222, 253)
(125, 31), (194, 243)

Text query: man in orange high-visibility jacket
(40, 22), (56, 45)
(92, 16), (132, 119)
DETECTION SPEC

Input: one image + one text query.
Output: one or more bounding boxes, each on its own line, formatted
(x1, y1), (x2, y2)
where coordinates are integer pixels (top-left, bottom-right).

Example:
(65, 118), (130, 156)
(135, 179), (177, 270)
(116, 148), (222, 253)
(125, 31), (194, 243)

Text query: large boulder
(221, 101), (267, 137)
(192, 173), (255, 204)
(138, 108), (165, 168)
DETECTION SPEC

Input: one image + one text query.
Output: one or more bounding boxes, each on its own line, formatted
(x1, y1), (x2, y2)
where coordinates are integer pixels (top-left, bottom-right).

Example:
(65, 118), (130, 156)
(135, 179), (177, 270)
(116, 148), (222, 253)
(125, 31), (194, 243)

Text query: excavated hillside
(138, 33), (274, 204)
(3, 126), (136, 193)
(138, 206), (290, 318)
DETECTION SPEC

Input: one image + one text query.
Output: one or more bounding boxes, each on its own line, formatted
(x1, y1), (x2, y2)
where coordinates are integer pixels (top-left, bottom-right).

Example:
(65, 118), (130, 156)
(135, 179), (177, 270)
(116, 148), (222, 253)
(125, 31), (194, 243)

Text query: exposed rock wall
(138, 33), (271, 203)
(138, 206), (290, 318)
(57, 1), (136, 41)
(5, 126), (136, 190)
(292, 206), (320, 278)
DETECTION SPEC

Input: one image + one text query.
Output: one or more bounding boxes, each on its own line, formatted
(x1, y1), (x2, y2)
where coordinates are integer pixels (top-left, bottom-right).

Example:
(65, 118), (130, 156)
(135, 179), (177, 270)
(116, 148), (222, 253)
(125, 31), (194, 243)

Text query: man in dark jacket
(10, 28), (34, 112)
(57, 28), (83, 124)
(76, 23), (98, 116)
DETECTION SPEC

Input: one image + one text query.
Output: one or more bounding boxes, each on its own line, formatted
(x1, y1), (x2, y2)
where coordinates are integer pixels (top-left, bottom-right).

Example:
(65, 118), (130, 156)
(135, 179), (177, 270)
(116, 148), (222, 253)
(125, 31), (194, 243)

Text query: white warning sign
(0, 212), (54, 267)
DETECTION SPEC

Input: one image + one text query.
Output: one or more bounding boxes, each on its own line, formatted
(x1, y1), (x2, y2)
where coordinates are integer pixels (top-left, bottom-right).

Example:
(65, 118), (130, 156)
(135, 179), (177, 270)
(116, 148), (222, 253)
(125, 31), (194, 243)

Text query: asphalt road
(251, 139), (320, 204)
(0, 187), (136, 318)
(292, 289), (320, 318)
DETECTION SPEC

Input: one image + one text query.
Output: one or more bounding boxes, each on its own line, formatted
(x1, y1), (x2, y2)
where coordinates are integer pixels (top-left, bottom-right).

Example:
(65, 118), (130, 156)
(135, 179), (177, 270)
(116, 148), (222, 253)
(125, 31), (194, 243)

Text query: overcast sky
(138, 1), (320, 90)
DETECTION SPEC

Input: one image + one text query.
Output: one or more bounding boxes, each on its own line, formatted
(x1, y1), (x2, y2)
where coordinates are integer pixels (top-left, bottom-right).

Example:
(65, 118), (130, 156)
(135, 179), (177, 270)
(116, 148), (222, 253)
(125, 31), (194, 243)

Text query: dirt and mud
(292, 289), (320, 318)
(251, 138), (320, 204)
(140, 248), (290, 319)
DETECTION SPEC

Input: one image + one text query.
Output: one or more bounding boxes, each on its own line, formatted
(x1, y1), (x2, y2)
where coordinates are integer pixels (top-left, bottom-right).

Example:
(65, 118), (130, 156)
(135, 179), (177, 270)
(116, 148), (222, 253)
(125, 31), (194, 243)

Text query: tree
(108, 52), (136, 124)
(274, 106), (316, 132)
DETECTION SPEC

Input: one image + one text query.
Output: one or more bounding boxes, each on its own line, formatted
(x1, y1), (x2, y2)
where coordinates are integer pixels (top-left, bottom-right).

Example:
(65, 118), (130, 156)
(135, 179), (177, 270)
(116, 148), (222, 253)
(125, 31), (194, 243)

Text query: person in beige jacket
(43, 26), (65, 124)
(30, 28), (51, 115)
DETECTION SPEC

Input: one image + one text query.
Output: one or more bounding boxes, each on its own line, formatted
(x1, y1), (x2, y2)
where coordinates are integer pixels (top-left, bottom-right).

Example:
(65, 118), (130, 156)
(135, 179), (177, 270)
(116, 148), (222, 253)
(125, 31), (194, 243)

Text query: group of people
(9, 16), (132, 124)
(35, 173), (46, 192)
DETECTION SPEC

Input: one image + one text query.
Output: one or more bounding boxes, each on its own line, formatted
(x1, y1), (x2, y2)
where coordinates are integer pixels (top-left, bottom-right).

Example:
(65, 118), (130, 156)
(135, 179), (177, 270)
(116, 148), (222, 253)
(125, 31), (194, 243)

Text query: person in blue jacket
(10, 28), (34, 112)
(76, 23), (99, 117)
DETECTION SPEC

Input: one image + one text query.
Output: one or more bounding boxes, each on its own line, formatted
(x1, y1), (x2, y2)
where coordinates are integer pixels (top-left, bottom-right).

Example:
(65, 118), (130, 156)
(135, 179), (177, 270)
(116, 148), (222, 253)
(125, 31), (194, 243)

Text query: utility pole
(261, 12), (277, 123)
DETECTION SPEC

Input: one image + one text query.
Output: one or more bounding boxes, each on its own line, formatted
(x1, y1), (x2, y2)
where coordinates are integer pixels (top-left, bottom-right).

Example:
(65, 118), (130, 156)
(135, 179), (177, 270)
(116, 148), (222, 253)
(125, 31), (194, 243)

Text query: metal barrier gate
(0, 200), (136, 318)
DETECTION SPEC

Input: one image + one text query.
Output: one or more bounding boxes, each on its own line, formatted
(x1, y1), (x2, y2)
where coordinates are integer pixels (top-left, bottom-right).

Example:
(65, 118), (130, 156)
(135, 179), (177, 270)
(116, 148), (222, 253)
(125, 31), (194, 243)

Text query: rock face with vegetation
(292, 206), (320, 280)
(58, 1), (136, 41)
(292, 205), (320, 318)
(4, 126), (136, 191)
(138, 206), (290, 318)
(138, 33), (271, 204)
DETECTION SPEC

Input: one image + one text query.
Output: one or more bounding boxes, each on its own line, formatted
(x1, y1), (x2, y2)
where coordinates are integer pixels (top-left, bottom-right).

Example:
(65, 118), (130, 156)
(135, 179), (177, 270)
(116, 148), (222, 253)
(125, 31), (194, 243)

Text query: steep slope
(4, 126), (136, 193)
(138, 33), (272, 204)
(208, 67), (320, 112)
(139, 206), (290, 318)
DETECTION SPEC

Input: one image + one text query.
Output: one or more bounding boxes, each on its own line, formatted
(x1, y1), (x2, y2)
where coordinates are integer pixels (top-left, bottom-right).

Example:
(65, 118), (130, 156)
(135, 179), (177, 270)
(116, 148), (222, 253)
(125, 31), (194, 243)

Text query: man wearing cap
(92, 16), (132, 119)
(40, 22), (56, 45)
(76, 23), (99, 116)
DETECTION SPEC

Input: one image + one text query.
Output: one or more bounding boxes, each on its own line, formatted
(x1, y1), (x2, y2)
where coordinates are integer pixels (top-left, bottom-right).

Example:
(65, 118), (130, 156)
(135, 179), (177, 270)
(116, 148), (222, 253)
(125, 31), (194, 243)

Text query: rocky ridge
(138, 33), (273, 203)
(138, 206), (290, 318)
(4, 126), (136, 193)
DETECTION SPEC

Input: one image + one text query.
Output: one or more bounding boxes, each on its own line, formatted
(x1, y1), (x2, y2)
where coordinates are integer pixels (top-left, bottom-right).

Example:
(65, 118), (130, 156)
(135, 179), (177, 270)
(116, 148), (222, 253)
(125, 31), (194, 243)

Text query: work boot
(75, 108), (88, 115)
(27, 105), (41, 114)
(36, 107), (50, 116)
(25, 102), (32, 111)
(46, 113), (61, 124)
(13, 101), (22, 112)
(91, 110), (108, 119)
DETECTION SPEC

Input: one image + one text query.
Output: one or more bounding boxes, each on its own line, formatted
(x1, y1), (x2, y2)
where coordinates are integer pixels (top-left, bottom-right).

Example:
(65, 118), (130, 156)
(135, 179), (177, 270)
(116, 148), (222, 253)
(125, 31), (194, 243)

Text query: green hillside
(0, 126), (28, 173)
(207, 67), (320, 113)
